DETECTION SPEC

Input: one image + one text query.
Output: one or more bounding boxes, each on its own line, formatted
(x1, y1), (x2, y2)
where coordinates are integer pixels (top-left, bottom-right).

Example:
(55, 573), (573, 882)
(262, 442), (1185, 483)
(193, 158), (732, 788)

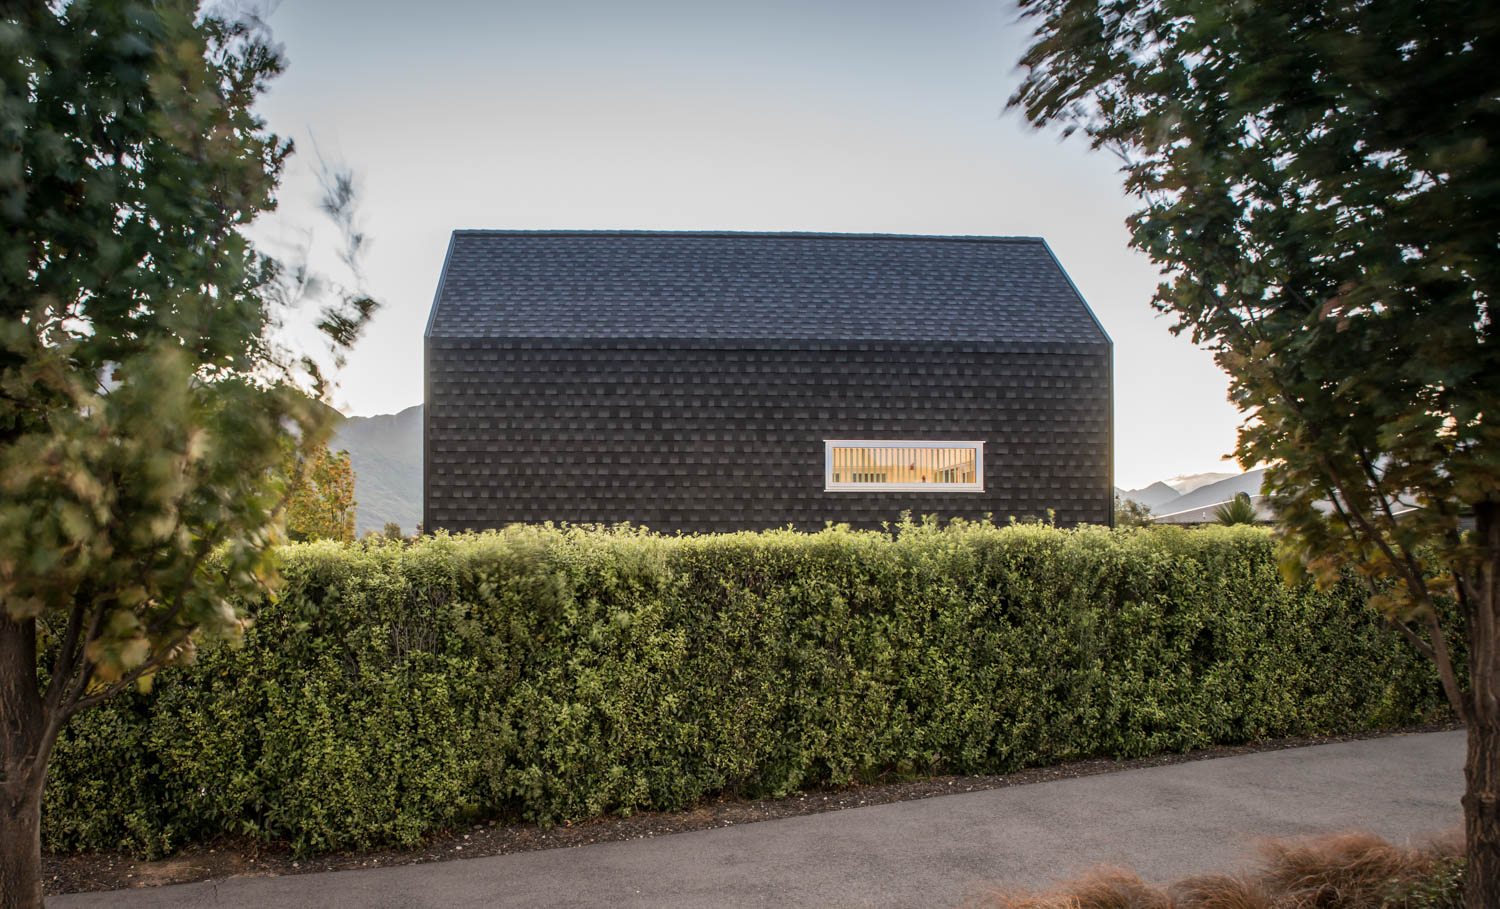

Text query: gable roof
(425, 230), (1110, 347)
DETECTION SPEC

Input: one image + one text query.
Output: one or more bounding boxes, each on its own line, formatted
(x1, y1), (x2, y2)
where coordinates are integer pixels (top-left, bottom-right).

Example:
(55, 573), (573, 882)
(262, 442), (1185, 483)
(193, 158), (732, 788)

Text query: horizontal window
(824, 440), (984, 492)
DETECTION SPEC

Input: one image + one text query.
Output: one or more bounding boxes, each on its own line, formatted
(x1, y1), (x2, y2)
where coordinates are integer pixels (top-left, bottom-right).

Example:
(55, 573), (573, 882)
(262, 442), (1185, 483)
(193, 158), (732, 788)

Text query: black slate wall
(424, 338), (1112, 533)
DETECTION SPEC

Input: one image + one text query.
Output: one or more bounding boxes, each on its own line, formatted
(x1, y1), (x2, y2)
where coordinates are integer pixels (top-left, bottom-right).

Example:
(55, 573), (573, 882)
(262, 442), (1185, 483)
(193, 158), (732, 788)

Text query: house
(1153, 493), (1429, 527)
(423, 231), (1113, 534)
(1153, 494), (1277, 525)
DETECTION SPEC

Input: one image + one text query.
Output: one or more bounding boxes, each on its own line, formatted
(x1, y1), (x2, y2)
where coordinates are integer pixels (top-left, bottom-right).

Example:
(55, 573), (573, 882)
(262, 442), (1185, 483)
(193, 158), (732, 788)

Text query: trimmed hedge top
(45, 520), (1447, 857)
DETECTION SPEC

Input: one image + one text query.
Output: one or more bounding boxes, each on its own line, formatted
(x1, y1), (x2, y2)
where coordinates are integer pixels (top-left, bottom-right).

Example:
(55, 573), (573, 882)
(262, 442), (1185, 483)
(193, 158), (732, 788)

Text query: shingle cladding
(427, 231), (1109, 346)
(424, 231), (1113, 533)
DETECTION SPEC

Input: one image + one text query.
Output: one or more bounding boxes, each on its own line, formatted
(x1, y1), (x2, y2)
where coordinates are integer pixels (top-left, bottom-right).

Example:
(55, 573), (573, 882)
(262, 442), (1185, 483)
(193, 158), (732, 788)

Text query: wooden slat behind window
(830, 446), (977, 485)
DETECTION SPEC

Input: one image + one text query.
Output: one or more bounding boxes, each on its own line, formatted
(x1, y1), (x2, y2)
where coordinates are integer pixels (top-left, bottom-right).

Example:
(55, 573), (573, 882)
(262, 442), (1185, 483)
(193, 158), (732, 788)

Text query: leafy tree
(282, 441), (357, 543)
(382, 521), (406, 542)
(0, 3), (373, 906)
(1009, 0), (1499, 901)
(1214, 493), (1259, 526)
(1113, 495), (1154, 527)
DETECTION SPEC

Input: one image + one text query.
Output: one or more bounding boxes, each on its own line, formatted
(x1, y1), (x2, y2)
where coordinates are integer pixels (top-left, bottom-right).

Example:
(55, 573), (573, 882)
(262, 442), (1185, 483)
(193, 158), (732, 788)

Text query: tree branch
(65, 629), (194, 717)
(1327, 487), (1467, 720)
(1319, 454), (1434, 607)
(1423, 607), (1471, 725)
(1385, 616), (1436, 662)
(42, 599), (87, 715)
(1353, 447), (1432, 588)
(148, 528), (219, 637)
(61, 595), (112, 710)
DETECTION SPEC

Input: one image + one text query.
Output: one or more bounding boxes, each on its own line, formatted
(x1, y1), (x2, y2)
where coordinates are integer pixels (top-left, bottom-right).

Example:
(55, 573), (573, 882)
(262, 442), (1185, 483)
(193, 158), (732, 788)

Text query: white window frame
(823, 440), (985, 493)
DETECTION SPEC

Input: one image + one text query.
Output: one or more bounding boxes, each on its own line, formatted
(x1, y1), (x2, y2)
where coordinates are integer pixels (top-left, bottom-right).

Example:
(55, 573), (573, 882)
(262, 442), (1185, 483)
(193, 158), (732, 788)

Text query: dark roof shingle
(426, 231), (1109, 347)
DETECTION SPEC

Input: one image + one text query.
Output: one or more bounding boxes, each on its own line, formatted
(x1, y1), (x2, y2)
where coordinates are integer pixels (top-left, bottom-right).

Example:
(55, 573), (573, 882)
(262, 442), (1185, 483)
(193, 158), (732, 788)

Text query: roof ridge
(450, 229), (1047, 244)
(425, 231), (1110, 347)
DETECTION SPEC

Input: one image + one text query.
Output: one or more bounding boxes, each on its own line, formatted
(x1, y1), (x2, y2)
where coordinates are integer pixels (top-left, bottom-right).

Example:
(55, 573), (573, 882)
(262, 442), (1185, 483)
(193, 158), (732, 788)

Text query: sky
(251, 0), (1246, 490)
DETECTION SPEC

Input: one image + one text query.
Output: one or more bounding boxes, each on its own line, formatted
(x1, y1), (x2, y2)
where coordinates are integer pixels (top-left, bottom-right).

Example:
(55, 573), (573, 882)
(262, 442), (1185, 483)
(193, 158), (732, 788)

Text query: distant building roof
(1153, 495), (1277, 525)
(425, 230), (1110, 347)
(1153, 494), (1423, 526)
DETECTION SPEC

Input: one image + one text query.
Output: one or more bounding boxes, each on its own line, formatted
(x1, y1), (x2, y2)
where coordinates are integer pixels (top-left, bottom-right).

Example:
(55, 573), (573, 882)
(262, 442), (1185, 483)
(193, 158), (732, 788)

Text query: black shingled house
(423, 231), (1112, 533)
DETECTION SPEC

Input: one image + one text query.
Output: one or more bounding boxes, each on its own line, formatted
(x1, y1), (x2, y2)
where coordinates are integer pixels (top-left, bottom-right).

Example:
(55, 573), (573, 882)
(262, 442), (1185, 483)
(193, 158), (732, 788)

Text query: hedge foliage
(43, 520), (1449, 857)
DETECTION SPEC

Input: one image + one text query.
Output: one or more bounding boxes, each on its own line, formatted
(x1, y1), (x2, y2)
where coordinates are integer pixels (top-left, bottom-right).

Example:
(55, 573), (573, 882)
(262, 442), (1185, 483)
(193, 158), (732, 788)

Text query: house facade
(423, 231), (1113, 533)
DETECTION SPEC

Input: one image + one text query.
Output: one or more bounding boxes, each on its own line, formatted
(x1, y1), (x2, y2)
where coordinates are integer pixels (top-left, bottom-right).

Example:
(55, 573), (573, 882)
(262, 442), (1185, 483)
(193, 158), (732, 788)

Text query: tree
(0, 4), (374, 907)
(1009, 0), (1499, 901)
(282, 441), (357, 543)
(1214, 493), (1258, 526)
(1113, 495), (1154, 527)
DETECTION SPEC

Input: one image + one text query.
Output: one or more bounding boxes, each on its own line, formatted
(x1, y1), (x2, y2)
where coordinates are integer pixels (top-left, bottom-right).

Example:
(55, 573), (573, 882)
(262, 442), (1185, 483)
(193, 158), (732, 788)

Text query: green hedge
(43, 520), (1448, 857)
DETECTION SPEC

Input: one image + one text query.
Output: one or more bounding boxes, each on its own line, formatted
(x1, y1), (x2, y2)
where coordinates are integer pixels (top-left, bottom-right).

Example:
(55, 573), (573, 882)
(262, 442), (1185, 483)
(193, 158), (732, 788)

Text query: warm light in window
(824, 441), (984, 492)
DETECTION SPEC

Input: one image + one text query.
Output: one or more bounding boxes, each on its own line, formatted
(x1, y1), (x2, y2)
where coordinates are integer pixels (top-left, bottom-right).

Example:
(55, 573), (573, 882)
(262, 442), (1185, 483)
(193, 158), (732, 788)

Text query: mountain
(1154, 468), (1267, 516)
(1116, 481), (1185, 511)
(1118, 469), (1268, 518)
(1163, 471), (1239, 495)
(330, 404), (422, 536)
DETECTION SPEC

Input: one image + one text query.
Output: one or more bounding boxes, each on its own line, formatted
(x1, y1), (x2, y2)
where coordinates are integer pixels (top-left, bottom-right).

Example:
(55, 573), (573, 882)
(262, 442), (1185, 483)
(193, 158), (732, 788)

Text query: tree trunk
(1467, 502), (1500, 909)
(1, 614), (47, 909)
(0, 772), (45, 909)
(1466, 718), (1500, 909)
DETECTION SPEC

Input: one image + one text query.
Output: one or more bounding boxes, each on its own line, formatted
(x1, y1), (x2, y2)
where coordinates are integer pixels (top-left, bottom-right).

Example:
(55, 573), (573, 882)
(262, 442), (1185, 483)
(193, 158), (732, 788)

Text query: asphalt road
(51, 730), (1465, 909)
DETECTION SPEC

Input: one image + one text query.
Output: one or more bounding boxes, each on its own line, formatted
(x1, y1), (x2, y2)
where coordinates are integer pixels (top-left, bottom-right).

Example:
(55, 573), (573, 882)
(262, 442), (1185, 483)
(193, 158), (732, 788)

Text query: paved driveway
(52, 730), (1465, 909)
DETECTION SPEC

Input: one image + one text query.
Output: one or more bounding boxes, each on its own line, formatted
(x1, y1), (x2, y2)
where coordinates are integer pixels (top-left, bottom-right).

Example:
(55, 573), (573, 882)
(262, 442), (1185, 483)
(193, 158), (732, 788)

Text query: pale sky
(252, 0), (1245, 490)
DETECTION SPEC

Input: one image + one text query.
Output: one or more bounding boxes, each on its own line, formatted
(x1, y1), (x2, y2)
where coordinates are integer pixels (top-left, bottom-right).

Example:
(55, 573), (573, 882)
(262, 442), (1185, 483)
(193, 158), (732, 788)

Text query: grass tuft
(974, 868), (1172, 909)
(1168, 874), (1273, 909)
(1255, 832), (1454, 908)
(967, 831), (1462, 909)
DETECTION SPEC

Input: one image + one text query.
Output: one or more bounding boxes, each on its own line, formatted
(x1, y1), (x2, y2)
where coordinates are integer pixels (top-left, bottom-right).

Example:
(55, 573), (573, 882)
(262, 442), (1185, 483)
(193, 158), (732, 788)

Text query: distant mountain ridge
(331, 404), (422, 536)
(1117, 469), (1267, 518)
(1163, 472), (1238, 495)
(1158, 470), (1266, 514)
(1117, 481), (1182, 511)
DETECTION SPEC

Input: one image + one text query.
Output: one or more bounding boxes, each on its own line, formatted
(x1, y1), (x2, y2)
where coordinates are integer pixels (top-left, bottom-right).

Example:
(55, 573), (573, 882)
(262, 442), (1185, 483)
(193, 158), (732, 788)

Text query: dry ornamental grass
(969, 832), (1464, 909)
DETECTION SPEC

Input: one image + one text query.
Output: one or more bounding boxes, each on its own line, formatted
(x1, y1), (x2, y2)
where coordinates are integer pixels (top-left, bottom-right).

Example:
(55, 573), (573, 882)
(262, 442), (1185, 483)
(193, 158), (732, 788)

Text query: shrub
(43, 520), (1451, 857)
